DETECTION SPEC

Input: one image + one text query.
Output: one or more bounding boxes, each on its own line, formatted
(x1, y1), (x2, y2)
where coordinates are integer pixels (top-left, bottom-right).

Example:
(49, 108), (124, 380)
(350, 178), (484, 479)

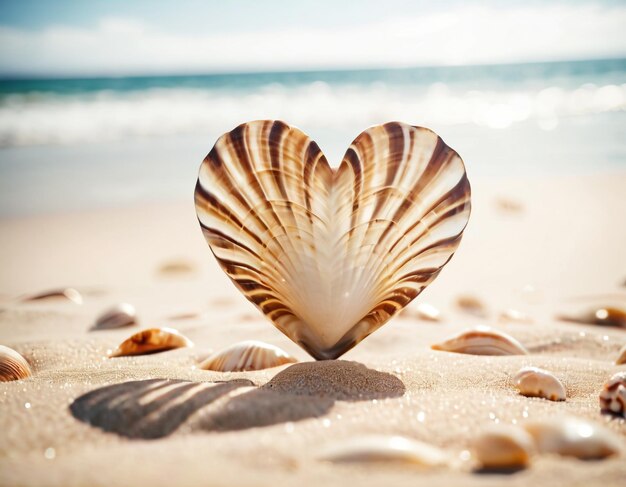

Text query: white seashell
(200, 340), (297, 372)
(513, 367), (566, 401)
(93, 303), (137, 330)
(109, 327), (193, 357)
(318, 435), (449, 467)
(455, 295), (488, 317)
(498, 309), (533, 324)
(523, 417), (621, 459)
(472, 425), (534, 470)
(617, 344), (626, 365)
(414, 302), (442, 322)
(431, 326), (528, 355)
(195, 121), (471, 359)
(0, 345), (32, 382)
(24, 287), (82, 304)
(599, 371), (626, 417)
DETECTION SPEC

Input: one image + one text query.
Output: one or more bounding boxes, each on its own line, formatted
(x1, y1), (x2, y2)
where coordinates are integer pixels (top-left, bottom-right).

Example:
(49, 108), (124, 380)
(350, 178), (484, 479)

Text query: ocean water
(0, 59), (624, 216)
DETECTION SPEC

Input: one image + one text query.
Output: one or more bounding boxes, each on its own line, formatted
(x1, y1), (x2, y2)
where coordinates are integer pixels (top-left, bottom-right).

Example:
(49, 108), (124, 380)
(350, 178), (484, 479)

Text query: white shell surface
(513, 367), (566, 401)
(414, 303), (441, 322)
(523, 418), (621, 459)
(431, 326), (529, 355)
(472, 425), (534, 469)
(200, 341), (297, 372)
(599, 371), (626, 417)
(318, 435), (450, 467)
(195, 121), (471, 359)
(94, 303), (137, 330)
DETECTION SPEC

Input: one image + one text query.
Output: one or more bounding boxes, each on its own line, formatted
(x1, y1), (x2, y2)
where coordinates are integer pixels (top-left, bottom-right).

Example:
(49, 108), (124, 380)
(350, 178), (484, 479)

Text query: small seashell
(200, 341), (297, 372)
(472, 425), (534, 470)
(455, 295), (488, 317)
(93, 303), (137, 330)
(0, 345), (32, 382)
(599, 371), (626, 417)
(109, 328), (192, 357)
(558, 306), (626, 328)
(616, 344), (626, 365)
(523, 418), (621, 460)
(513, 367), (566, 401)
(318, 435), (449, 467)
(24, 287), (82, 304)
(158, 260), (195, 276)
(498, 308), (533, 324)
(494, 196), (524, 213)
(431, 326), (528, 355)
(414, 302), (442, 322)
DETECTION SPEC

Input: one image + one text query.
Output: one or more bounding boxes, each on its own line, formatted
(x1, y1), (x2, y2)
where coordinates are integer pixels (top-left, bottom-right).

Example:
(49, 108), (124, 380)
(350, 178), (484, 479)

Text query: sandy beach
(0, 172), (624, 486)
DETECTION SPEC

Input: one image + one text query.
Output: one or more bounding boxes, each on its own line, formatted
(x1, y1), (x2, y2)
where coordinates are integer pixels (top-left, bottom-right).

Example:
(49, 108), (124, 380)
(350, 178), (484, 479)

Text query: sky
(0, 0), (625, 77)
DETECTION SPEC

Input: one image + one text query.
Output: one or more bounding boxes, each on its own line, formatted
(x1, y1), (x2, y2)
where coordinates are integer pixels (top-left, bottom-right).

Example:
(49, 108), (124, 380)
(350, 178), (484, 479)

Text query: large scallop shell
(195, 120), (471, 359)
(0, 345), (32, 382)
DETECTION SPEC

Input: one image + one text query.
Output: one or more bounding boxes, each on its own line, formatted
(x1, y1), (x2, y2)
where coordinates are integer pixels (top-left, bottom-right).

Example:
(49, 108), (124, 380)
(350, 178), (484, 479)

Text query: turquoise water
(0, 59), (624, 215)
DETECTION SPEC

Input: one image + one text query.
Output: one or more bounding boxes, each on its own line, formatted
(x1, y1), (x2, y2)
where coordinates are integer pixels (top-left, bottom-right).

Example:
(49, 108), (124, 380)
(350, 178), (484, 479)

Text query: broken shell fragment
(599, 371), (626, 417)
(455, 295), (488, 318)
(93, 303), (137, 330)
(319, 435), (449, 467)
(431, 326), (528, 355)
(0, 345), (32, 382)
(200, 341), (297, 372)
(523, 418), (621, 460)
(513, 367), (566, 401)
(24, 287), (82, 304)
(472, 425), (534, 470)
(109, 328), (192, 357)
(616, 344), (626, 365)
(414, 303), (442, 322)
(558, 307), (626, 328)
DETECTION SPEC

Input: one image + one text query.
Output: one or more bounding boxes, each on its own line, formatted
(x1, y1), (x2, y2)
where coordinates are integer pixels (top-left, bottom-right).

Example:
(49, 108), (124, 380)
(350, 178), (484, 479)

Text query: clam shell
(558, 306), (626, 328)
(24, 287), (82, 304)
(200, 341), (297, 372)
(455, 295), (488, 317)
(599, 371), (626, 417)
(523, 418), (621, 460)
(431, 326), (529, 355)
(195, 121), (471, 359)
(617, 344), (626, 365)
(472, 425), (534, 470)
(318, 435), (449, 467)
(109, 327), (192, 357)
(513, 367), (566, 401)
(0, 345), (32, 382)
(93, 303), (137, 330)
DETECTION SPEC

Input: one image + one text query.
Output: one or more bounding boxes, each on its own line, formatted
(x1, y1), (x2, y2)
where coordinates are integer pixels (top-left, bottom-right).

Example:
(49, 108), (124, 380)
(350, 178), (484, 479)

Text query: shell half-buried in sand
(599, 371), (626, 417)
(558, 306), (626, 328)
(93, 303), (137, 330)
(318, 435), (450, 467)
(0, 345), (32, 382)
(472, 424), (534, 470)
(431, 326), (529, 355)
(23, 287), (83, 304)
(200, 341), (297, 372)
(195, 120), (471, 360)
(513, 366), (566, 401)
(109, 328), (192, 357)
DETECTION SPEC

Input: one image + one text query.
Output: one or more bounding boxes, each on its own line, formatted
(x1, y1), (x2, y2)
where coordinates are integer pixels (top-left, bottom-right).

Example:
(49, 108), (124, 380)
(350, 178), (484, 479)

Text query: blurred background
(0, 0), (624, 216)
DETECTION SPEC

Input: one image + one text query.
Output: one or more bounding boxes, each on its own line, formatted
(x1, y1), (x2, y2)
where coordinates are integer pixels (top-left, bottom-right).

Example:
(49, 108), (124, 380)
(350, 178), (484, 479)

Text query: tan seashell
(24, 287), (82, 304)
(195, 121), (471, 360)
(616, 344), (626, 365)
(599, 371), (626, 417)
(158, 260), (195, 276)
(472, 425), (534, 470)
(109, 328), (192, 357)
(93, 303), (137, 330)
(558, 306), (626, 328)
(455, 295), (488, 317)
(0, 345), (32, 382)
(523, 418), (621, 460)
(513, 367), (566, 401)
(431, 326), (528, 355)
(414, 302), (442, 322)
(200, 341), (297, 372)
(494, 196), (524, 213)
(318, 435), (449, 467)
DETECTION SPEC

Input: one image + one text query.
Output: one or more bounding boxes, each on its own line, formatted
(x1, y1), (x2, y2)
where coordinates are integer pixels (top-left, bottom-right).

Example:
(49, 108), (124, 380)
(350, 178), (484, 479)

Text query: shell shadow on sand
(69, 361), (405, 439)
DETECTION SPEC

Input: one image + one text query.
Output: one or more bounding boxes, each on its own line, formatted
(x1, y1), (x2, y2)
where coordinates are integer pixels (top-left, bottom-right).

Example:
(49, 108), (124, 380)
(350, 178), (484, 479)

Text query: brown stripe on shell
(0, 345), (32, 382)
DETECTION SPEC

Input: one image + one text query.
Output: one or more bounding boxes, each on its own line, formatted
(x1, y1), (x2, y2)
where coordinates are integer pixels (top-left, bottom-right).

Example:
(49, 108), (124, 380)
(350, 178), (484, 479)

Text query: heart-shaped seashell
(200, 340), (297, 372)
(195, 121), (471, 359)
(0, 345), (32, 382)
(431, 326), (529, 355)
(109, 327), (193, 357)
(513, 366), (566, 401)
(599, 371), (626, 417)
(472, 425), (534, 470)
(93, 303), (137, 330)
